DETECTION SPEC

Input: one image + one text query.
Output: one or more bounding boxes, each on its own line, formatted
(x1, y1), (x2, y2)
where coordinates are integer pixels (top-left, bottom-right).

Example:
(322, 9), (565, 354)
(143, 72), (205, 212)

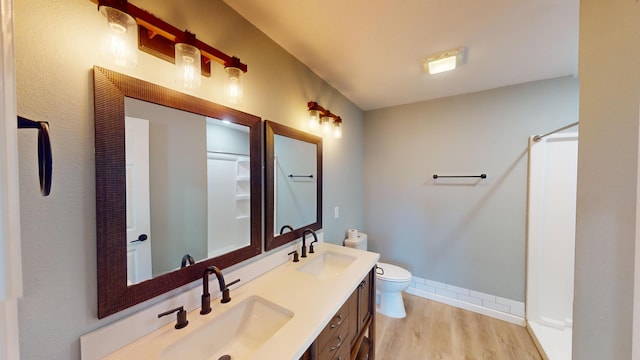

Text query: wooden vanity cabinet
(304, 268), (375, 360)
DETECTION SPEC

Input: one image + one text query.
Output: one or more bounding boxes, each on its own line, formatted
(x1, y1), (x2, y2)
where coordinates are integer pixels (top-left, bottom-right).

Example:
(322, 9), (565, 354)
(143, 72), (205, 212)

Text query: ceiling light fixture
(422, 47), (466, 75)
(94, 0), (247, 97)
(307, 101), (342, 139)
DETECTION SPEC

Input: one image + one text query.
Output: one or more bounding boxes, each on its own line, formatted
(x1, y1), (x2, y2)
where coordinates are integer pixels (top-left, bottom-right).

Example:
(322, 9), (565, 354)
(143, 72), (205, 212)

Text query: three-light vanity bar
(307, 101), (342, 139)
(93, 0), (247, 102)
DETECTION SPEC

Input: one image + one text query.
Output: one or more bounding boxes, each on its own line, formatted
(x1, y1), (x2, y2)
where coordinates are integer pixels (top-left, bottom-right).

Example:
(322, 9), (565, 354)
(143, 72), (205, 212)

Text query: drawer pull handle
(330, 335), (343, 351)
(330, 314), (343, 329)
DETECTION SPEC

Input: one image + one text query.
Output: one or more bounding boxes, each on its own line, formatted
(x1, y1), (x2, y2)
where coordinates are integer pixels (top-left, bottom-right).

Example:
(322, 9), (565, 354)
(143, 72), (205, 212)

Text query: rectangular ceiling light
(422, 47), (466, 75)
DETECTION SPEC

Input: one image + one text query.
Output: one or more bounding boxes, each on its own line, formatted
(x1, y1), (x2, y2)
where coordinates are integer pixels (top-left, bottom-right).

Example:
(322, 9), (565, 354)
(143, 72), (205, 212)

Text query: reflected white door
(125, 116), (152, 284)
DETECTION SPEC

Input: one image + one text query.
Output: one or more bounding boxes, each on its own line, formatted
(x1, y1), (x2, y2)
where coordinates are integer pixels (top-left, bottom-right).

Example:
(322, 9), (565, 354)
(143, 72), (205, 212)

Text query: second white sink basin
(161, 295), (293, 360)
(297, 251), (357, 279)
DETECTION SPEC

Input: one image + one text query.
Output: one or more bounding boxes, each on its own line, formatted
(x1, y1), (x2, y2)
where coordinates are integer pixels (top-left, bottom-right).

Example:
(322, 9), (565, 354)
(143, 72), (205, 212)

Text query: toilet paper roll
(348, 229), (358, 240)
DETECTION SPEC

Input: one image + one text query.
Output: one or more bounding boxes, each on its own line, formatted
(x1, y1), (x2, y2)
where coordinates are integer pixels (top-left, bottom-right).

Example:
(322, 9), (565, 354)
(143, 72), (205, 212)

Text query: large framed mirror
(94, 66), (262, 318)
(264, 120), (322, 251)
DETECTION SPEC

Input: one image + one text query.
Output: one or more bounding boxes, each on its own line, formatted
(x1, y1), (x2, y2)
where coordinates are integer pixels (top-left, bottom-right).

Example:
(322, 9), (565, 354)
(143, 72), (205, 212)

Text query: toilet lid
(376, 262), (411, 282)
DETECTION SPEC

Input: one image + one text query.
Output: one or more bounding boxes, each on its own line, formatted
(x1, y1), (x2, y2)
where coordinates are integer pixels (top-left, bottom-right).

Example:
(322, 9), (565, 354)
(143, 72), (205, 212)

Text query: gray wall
(14, 0), (364, 359)
(364, 76), (579, 301)
(573, 0), (640, 358)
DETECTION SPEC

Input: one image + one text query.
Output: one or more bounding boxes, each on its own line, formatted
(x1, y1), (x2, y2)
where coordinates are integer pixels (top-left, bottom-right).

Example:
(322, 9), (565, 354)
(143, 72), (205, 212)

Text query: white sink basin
(297, 251), (357, 279)
(161, 296), (293, 360)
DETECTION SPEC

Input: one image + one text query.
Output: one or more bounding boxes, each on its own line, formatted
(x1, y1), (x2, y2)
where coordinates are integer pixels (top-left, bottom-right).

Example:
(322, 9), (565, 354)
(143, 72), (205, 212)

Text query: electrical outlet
(334, 206), (339, 219)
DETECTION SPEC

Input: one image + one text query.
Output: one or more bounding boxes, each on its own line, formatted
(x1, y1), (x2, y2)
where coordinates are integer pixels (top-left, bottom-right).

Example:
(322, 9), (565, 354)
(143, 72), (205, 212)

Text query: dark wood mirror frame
(94, 66), (262, 318)
(264, 120), (322, 251)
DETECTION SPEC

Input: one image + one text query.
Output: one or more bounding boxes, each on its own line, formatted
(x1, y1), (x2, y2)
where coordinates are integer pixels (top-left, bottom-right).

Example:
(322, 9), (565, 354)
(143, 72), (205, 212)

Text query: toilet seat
(376, 262), (411, 283)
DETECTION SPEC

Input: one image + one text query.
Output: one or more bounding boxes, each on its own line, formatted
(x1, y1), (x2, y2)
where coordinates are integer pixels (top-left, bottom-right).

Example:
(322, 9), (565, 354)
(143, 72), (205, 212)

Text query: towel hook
(18, 116), (52, 196)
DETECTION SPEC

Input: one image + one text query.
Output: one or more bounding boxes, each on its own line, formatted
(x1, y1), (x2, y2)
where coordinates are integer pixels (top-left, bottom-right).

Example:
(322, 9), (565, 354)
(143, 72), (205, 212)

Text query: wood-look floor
(375, 293), (542, 360)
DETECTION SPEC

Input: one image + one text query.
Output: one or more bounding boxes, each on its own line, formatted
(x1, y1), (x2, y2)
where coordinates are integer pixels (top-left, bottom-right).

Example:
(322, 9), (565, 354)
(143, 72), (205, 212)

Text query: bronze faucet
(279, 225), (294, 234)
(301, 229), (318, 258)
(201, 266), (240, 315)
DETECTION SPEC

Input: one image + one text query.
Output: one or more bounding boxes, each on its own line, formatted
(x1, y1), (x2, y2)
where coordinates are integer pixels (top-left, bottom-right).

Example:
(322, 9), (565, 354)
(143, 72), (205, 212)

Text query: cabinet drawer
(317, 298), (351, 351)
(332, 337), (351, 360)
(317, 320), (350, 360)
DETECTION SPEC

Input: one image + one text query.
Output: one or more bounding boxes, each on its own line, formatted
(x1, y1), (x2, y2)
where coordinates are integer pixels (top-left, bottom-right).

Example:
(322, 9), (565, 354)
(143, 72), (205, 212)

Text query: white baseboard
(406, 277), (525, 326)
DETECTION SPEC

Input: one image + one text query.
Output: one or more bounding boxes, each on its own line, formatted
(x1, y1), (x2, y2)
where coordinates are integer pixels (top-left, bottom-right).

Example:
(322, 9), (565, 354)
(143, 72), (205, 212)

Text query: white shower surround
(526, 132), (578, 360)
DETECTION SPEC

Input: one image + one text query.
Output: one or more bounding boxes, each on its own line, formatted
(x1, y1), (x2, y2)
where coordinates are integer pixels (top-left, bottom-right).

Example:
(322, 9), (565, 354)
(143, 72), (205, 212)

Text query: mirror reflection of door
(123, 98), (253, 280)
(125, 116), (153, 284)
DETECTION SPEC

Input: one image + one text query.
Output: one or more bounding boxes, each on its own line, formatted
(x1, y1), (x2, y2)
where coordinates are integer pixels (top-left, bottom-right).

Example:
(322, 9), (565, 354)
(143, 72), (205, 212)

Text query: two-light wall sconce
(94, 0), (247, 104)
(307, 101), (342, 139)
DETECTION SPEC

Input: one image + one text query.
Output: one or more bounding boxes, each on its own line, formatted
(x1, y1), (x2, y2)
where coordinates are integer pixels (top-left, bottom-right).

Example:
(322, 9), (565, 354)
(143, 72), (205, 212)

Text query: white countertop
(102, 243), (379, 360)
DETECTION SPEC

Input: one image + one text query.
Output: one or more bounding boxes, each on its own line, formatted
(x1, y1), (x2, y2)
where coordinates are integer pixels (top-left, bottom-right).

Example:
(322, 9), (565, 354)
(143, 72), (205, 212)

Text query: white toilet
(344, 232), (412, 318)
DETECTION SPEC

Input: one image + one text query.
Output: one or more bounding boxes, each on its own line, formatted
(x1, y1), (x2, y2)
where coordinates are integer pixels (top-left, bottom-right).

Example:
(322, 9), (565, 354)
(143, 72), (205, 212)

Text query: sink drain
(218, 355), (231, 360)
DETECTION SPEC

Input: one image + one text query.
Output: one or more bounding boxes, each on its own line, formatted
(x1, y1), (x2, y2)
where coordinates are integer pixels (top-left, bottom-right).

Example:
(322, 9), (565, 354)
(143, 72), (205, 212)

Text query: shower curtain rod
(532, 121), (579, 142)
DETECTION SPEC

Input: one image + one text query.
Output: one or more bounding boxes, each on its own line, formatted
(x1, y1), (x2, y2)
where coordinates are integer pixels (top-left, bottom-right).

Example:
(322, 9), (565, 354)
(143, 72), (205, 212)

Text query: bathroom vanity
(87, 243), (379, 359)
(87, 68), (376, 359)
(301, 267), (375, 360)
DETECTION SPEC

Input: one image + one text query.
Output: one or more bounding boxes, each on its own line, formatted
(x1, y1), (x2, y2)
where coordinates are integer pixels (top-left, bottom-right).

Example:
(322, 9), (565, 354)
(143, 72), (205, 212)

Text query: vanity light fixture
(422, 47), (466, 75)
(332, 117), (343, 139)
(94, 0), (247, 96)
(321, 114), (332, 135)
(174, 32), (201, 89)
(307, 102), (322, 130)
(98, 0), (138, 67)
(224, 57), (244, 104)
(307, 101), (343, 139)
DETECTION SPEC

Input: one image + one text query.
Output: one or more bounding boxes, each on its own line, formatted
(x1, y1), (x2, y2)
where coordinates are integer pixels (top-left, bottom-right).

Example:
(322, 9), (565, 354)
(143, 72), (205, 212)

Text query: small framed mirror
(94, 66), (262, 318)
(264, 120), (322, 251)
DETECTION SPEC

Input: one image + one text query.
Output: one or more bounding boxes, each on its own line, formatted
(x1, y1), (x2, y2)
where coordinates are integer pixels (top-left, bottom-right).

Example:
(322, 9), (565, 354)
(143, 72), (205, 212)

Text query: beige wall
(573, 0), (640, 358)
(364, 76), (579, 301)
(14, 1), (364, 359)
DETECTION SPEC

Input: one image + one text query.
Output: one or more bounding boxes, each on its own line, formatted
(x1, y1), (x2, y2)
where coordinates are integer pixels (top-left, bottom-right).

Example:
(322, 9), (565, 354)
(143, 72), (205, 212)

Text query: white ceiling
(223, 0), (579, 111)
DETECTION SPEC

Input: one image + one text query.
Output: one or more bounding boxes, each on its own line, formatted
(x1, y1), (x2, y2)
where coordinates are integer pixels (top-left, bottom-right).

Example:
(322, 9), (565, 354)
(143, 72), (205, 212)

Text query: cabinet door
(357, 270), (373, 333)
(299, 344), (312, 360)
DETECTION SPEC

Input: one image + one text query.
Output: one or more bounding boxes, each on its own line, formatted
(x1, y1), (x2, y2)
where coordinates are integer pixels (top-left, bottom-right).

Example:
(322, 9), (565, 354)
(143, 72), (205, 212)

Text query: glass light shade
(224, 66), (244, 104)
(99, 6), (138, 67)
(321, 116), (332, 135)
(175, 43), (202, 89)
(333, 121), (342, 139)
(308, 109), (320, 130)
(427, 56), (457, 74)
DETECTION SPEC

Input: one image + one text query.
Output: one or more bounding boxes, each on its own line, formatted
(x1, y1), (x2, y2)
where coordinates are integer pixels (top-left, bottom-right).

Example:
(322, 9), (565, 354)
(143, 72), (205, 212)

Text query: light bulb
(224, 66), (243, 104)
(99, 6), (138, 67)
(333, 121), (342, 139)
(308, 110), (320, 130)
(175, 43), (201, 89)
(322, 116), (332, 135)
